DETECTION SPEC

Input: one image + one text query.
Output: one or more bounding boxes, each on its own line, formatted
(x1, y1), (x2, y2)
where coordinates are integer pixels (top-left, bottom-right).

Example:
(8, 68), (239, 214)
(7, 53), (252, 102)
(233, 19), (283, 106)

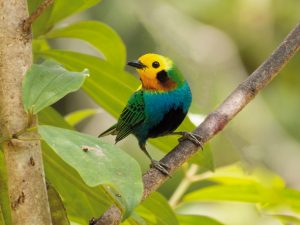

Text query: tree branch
(91, 22), (300, 225)
(22, 0), (54, 33)
(0, 1), (52, 224)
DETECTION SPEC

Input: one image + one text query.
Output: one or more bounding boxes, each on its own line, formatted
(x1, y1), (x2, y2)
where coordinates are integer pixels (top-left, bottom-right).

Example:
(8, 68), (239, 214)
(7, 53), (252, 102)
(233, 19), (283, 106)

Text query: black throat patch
(156, 70), (168, 83)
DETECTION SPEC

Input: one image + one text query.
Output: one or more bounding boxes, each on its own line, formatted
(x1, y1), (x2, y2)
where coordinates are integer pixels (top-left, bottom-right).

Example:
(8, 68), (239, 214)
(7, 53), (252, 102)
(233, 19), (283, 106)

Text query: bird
(98, 53), (202, 175)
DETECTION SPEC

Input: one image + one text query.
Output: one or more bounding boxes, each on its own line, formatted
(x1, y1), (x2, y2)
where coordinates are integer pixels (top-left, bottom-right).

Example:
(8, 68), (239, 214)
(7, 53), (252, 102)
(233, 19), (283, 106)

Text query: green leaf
(0, 151), (12, 225)
(133, 206), (156, 225)
(38, 125), (143, 217)
(43, 142), (111, 223)
(177, 215), (224, 225)
(47, 182), (70, 225)
(182, 165), (300, 210)
(184, 181), (277, 204)
(64, 109), (99, 126)
(39, 107), (113, 222)
(22, 60), (89, 114)
(121, 212), (147, 225)
(138, 192), (179, 225)
(46, 21), (126, 69)
(28, 0), (101, 37)
(36, 50), (136, 117)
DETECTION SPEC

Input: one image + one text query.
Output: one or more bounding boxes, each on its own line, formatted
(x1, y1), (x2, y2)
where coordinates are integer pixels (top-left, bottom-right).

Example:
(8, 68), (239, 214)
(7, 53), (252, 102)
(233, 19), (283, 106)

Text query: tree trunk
(0, 1), (52, 225)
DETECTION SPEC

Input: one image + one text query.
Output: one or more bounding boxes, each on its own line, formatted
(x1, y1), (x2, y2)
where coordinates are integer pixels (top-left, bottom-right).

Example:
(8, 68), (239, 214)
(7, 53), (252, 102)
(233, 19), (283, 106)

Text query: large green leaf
(43, 142), (110, 224)
(137, 192), (179, 225)
(22, 60), (88, 114)
(38, 125), (143, 217)
(46, 21), (126, 69)
(28, 0), (101, 37)
(39, 107), (113, 223)
(177, 215), (224, 225)
(36, 50), (212, 169)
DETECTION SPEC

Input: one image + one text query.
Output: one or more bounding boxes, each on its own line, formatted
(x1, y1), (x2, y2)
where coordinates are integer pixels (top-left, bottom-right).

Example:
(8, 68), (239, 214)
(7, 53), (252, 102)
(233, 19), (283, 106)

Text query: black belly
(147, 106), (187, 138)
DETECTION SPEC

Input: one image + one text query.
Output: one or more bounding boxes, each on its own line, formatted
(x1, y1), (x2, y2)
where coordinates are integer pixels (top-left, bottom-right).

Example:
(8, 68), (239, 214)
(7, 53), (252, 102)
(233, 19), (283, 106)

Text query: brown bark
(91, 22), (300, 225)
(0, 1), (52, 225)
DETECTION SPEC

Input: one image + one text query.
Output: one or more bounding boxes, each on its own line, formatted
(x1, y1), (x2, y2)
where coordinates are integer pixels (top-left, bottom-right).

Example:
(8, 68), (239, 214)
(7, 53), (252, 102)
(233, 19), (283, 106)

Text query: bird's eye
(152, 61), (160, 68)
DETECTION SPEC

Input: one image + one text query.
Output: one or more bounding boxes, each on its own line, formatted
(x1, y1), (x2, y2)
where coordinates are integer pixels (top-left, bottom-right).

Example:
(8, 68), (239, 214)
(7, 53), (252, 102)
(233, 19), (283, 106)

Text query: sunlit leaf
(38, 125), (143, 217)
(121, 212), (147, 225)
(46, 21), (126, 69)
(22, 60), (89, 114)
(64, 109), (99, 126)
(47, 182), (70, 225)
(177, 214), (224, 225)
(184, 183), (277, 204)
(183, 165), (300, 210)
(134, 205), (156, 225)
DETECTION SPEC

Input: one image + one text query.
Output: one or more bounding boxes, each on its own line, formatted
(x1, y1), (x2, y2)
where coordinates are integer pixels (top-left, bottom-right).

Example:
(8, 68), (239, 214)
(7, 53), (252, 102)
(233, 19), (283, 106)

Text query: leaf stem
(169, 164), (199, 208)
(0, 126), (38, 144)
(13, 126), (37, 139)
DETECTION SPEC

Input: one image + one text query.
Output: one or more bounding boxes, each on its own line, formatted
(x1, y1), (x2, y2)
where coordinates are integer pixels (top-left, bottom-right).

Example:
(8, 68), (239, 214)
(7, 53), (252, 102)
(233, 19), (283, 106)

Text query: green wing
(115, 90), (145, 142)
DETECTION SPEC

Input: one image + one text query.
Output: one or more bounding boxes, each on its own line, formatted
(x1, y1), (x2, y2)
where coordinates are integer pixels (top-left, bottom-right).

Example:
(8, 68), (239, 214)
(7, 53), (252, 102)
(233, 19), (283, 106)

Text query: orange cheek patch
(140, 74), (177, 91)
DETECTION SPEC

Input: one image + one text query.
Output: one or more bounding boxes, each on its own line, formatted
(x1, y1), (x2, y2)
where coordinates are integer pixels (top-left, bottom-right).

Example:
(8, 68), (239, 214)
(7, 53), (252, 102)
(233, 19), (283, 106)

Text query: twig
(22, 0), (54, 32)
(168, 164), (199, 207)
(91, 22), (300, 225)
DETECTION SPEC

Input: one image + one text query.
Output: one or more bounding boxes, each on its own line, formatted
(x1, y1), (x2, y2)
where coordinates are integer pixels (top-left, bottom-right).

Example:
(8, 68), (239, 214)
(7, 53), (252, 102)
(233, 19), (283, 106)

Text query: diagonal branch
(91, 22), (300, 225)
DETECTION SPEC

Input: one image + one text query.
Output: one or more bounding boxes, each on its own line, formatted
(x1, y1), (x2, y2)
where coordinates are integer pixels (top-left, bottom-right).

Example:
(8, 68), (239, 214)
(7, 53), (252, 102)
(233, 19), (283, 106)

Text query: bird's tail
(98, 124), (117, 137)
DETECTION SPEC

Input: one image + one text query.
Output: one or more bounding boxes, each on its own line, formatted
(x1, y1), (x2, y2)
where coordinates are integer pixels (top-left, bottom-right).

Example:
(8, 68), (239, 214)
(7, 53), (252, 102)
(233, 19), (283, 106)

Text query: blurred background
(50, 1), (300, 224)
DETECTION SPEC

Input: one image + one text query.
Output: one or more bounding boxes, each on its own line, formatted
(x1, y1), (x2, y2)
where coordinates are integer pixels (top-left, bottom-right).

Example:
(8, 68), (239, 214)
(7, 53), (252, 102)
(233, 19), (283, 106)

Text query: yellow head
(127, 53), (185, 91)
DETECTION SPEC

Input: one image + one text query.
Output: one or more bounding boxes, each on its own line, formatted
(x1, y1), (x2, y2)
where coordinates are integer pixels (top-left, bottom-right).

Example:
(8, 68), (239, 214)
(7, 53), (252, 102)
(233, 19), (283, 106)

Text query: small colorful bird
(99, 53), (202, 175)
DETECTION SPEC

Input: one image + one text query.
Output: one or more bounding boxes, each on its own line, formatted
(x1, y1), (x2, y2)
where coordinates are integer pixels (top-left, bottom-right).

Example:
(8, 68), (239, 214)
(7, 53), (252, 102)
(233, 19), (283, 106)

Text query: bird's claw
(178, 132), (203, 149)
(150, 160), (170, 176)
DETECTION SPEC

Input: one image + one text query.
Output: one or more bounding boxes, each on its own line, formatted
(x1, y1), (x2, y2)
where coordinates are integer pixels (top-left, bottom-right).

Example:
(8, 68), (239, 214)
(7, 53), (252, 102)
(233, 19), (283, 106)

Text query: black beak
(127, 60), (147, 69)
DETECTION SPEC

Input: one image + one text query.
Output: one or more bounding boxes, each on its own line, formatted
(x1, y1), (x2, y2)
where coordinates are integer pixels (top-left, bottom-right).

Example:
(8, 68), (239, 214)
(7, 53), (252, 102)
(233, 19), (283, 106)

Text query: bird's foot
(178, 132), (203, 149)
(150, 160), (170, 176)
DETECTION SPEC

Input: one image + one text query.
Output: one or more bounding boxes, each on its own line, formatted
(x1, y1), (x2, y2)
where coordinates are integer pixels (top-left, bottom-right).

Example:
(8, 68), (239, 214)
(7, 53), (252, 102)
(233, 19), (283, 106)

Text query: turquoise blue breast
(133, 81), (192, 144)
